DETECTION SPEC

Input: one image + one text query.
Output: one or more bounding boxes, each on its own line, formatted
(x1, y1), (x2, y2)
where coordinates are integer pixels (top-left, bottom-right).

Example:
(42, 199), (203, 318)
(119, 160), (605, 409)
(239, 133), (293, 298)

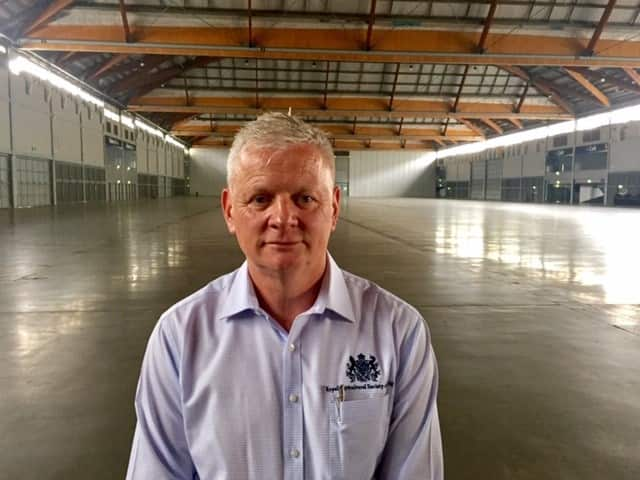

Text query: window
(113, 125), (119, 136)
(60, 96), (65, 110)
(24, 79), (30, 95)
(582, 129), (600, 143)
(524, 144), (529, 155)
(552, 135), (568, 147)
(620, 126), (628, 142)
(106, 122), (112, 134)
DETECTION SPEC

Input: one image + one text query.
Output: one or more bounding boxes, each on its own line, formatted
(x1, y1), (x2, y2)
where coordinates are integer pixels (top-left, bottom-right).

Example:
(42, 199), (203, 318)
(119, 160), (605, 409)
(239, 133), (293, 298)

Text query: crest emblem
(346, 353), (381, 383)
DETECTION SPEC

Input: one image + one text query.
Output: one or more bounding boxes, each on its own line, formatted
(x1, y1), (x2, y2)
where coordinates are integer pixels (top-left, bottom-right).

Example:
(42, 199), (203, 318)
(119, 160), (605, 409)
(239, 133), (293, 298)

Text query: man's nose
(269, 196), (299, 228)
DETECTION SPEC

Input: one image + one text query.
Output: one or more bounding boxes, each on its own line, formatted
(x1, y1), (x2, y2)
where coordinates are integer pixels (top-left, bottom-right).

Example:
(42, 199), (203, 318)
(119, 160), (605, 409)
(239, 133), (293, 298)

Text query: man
(126, 113), (443, 479)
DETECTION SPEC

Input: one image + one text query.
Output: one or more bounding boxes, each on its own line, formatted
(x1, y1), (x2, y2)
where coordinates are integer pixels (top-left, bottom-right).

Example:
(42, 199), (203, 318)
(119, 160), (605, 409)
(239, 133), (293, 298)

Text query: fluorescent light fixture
(121, 114), (134, 129)
(576, 112), (611, 131)
(0, 45), (6, 54)
(546, 120), (575, 137)
(134, 119), (164, 138)
(103, 108), (120, 123)
(165, 135), (185, 149)
(9, 55), (104, 108)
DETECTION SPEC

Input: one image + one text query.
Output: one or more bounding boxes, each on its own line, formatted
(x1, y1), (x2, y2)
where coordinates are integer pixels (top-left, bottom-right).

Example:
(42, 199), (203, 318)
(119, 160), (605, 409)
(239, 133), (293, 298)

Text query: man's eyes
(247, 194), (316, 206)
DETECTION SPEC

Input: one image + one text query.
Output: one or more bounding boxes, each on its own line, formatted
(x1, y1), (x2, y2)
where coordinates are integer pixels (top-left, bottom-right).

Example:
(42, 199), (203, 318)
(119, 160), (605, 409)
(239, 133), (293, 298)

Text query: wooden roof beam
(130, 57), (219, 100)
(564, 68), (610, 106)
(481, 118), (503, 134)
(515, 82), (529, 113)
(624, 67), (640, 86)
(478, 0), (498, 53)
(87, 54), (128, 80)
(23, 0), (74, 36)
(454, 118), (485, 138)
(365, 0), (378, 51)
(128, 103), (569, 121)
(388, 62), (400, 110)
(107, 55), (174, 93)
(20, 27), (640, 68)
(501, 65), (574, 114)
(509, 118), (523, 129)
(584, 0), (618, 56)
(118, 0), (132, 43)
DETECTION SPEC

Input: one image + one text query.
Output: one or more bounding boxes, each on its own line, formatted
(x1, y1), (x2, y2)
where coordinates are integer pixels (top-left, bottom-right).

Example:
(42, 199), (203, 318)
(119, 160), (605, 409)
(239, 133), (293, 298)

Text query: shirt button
(288, 343), (296, 352)
(289, 448), (300, 459)
(289, 393), (299, 403)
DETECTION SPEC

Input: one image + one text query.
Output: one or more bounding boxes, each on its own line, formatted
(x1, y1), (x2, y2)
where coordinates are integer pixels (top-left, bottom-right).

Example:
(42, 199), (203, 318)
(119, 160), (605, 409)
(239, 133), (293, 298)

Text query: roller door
(485, 158), (503, 201)
(470, 160), (486, 200)
(15, 156), (51, 207)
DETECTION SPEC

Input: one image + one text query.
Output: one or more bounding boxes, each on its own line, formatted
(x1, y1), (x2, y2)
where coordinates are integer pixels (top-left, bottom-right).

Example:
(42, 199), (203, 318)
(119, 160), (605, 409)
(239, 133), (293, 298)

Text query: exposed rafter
(23, 0), (74, 36)
(624, 67), (640, 86)
(509, 118), (523, 129)
(515, 82), (529, 113)
(388, 63), (400, 110)
(365, 0), (378, 51)
(323, 62), (331, 109)
(127, 99), (569, 121)
(20, 26), (640, 68)
(86, 54), (128, 81)
(128, 57), (218, 100)
(584, 0), (618, 56)
(248, 0), (253, 47)
(107, 55), (173, 93)
(118, 0), (132, 43)
(481, 118), (503, 134)
(457, 118), (485, 137)
(478, 0), (498, 53)
(501, 65), (574, 114)
(564, 68), (611, 106)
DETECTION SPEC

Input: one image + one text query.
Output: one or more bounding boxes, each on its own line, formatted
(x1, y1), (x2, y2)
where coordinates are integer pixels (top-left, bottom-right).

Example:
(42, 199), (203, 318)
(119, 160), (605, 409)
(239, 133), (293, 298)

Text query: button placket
(283, 335), (304, 480)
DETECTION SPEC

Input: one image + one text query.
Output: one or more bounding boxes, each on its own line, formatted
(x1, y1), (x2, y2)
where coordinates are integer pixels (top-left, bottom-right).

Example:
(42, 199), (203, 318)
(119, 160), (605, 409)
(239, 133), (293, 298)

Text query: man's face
(221, 143), (340, 276)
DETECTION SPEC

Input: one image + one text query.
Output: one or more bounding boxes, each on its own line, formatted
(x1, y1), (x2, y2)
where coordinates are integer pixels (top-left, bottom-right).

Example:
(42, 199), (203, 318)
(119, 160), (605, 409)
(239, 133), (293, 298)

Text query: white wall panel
(10, 76), (51, 158)
(158, 144), (167, 175)
(52, 93), (81, 163)
(503, 156), (523, 178)
(81, 115), (104, 167)
(190, 148), (228, 196)
(522, 150), (545, 177)
(148, 138), (158, 174)
(0, 64), (10, 153)
(610, 123), (640, 172)
(137, 133), (148, 173)
(349, 150), (435, 197)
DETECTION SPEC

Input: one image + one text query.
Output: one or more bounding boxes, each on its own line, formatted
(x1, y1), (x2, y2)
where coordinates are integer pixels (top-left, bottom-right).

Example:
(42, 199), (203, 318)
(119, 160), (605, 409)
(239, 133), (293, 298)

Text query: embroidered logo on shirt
(346, 353), (381, 383)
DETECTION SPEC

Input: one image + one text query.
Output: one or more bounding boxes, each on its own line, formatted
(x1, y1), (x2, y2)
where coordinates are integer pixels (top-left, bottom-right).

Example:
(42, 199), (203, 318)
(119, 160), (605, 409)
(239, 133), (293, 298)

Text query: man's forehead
(239, 143), (326, 168)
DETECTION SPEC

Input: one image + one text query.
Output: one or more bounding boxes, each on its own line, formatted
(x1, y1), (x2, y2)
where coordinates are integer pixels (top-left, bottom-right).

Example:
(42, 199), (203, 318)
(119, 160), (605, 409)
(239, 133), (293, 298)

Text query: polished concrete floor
(1, 197), (639, 479)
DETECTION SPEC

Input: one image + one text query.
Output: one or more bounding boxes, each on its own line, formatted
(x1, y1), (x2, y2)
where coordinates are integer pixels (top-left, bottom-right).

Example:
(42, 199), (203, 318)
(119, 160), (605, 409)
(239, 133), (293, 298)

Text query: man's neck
(248, 259), (327, 332)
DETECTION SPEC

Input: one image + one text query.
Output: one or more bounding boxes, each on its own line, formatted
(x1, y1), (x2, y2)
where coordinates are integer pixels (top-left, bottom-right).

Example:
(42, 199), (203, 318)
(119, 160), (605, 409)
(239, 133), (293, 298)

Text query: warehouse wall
(190, 148), (228, 196)
(349, 150), (436, 197)
(0, 55), (186, 208)
(442, 119), (640, 207)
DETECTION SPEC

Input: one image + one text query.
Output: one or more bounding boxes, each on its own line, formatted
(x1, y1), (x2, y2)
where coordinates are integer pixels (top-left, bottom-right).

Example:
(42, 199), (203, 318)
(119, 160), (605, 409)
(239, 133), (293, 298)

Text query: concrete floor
(1, 197), (639, 479)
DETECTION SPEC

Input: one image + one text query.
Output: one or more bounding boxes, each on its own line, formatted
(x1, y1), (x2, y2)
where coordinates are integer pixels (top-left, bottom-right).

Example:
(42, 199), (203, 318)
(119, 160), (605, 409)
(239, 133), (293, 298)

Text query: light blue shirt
(126, 254), (443, 480)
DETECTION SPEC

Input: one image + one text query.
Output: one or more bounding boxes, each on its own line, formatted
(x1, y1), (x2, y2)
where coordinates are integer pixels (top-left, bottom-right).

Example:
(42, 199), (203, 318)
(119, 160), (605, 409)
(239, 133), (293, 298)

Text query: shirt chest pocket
(328, 392), (391, 480)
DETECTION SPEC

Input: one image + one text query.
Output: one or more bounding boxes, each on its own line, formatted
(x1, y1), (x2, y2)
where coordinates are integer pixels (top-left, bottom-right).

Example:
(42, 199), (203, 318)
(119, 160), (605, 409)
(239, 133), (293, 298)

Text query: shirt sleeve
(376, 312), (444, 480)
(126, 316), (198, 480)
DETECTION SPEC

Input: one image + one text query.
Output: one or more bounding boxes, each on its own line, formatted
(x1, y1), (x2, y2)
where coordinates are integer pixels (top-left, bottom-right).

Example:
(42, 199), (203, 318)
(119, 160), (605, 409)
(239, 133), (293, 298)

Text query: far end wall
(188, 148), (436, 198)
(190, 148), (228, 196)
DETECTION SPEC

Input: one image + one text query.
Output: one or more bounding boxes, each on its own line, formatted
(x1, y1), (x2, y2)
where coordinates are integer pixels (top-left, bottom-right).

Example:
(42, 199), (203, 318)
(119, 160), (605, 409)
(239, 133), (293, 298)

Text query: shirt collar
(215, 253), (355, 323)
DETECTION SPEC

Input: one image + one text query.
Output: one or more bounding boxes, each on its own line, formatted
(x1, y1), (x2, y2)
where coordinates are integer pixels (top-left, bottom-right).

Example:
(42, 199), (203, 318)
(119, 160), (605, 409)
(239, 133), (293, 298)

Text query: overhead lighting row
(432, 104), (640, 162)
(6, 50), (189, 153)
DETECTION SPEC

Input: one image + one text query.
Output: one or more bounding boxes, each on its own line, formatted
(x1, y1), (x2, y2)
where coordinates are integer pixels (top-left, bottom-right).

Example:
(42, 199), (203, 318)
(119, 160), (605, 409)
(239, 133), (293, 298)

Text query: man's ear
(221, 188), (236, 234)
(331, 185), (341, 231)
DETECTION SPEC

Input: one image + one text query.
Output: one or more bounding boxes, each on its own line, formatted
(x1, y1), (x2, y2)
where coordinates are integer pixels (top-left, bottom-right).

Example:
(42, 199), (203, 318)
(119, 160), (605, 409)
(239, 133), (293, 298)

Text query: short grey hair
(227, 112), (335, 187)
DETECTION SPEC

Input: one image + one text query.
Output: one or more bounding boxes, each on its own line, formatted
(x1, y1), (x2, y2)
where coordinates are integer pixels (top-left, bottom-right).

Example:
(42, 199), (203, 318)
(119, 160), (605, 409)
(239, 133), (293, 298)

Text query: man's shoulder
(157, 269), (238, 327)
(339, 267), (424, 327)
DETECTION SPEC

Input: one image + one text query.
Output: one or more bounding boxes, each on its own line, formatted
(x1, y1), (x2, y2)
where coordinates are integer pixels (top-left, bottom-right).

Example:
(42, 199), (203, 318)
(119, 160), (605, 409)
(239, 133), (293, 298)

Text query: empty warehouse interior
(1, 1), (640, 479)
